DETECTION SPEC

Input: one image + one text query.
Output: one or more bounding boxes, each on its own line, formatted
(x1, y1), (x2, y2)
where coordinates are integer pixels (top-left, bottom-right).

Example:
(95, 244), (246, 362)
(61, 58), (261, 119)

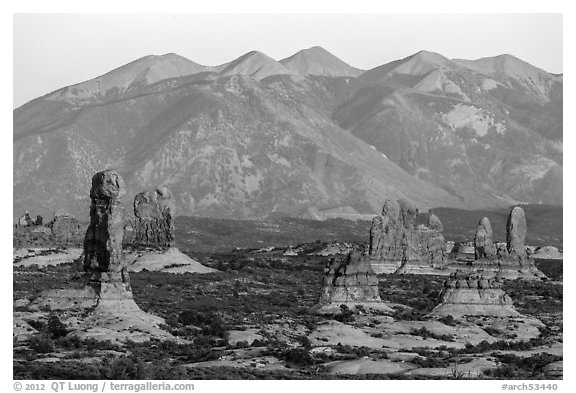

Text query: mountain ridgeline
(13, 47), (562, 220)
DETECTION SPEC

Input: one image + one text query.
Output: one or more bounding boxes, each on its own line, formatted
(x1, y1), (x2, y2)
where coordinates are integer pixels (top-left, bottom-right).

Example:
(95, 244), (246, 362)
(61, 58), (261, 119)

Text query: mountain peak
(217, 50), (298, 80)
(280, 46), (363, 77)
(360, 50), (453, 84)
(406, 50), (451, 67)
(44, 53), (210, 104)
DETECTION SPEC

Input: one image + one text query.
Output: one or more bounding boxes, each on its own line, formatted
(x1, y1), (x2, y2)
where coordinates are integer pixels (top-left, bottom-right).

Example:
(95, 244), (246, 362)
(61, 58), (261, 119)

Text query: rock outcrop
(369, 199), (446, 274)
(50, 210), (84, 245)
(446, 206), (545, 280)
(17, 211), (33, 227)
(532, 246), (563, 260)
(428, 271), (519, 317)
(316, 250), (392, 313)
(132, 186), (175, 248)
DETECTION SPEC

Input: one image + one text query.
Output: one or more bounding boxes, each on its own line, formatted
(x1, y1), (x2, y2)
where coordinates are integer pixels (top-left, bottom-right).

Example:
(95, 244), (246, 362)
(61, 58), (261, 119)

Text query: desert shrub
(47, 313), (68, 339)
(82, 338), (122, 351)
(179, 310), (220, 328)
(251, 338), (268, 347)
(296, 335), (312, 350)
(202, 316), (227, 339)
(413, 356), (450, 368)
(13, 361), (102, 379)
(391, 308), (425, 321)
(439, 315), (456, 326)
(482, 326), (502, 336)
(456, 338), (548, 355)
(29, 334), (54, 353)
(333, 304), (355, 323)
(234, 341), (250, 349)
(335, 344), (370, 358)
(279, 348), (314, 366)
(56, 335), (83, 349)
(100, 355), (147, 380)
(410, 327), (455, 342)
(484, 353), (562, 379)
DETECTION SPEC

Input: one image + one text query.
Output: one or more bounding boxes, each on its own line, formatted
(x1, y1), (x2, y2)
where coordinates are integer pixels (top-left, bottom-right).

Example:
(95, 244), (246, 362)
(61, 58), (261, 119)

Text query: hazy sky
(13, 13), (563, 108)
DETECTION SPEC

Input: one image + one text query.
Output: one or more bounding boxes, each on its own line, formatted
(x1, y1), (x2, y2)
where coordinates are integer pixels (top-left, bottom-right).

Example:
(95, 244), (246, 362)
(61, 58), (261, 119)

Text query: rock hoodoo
(474, 217), (495, 260)
(132, 186), (175, 248)
(496, 206), (544, 278)
(428, 271), (519, 317)
(316, 250), (392, 313)
(506, 206), (527, 260)
(29, 170), (175, 343)
(83, 170), (131, 298)
(369, 199), (446, 274)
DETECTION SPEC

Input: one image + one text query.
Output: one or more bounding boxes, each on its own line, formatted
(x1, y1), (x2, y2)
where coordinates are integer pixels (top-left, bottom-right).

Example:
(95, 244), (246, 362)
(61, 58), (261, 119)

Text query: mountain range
(13, 46), (562, 220)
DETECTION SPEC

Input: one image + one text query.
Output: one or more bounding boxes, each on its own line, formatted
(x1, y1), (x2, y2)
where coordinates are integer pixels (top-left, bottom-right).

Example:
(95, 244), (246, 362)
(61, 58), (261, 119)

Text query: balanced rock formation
(474, 217), (495, 260)
(124, 184), (217, 274)
(132, 186), (175, 248)
(29, 170), (175, 343)
(428, 271), (519, 317)
(316, 250), (392, 313)
(369, 199), (446, 274)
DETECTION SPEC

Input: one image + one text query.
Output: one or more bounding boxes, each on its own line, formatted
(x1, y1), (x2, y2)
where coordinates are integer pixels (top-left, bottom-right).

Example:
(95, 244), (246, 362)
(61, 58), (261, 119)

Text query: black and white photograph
(8, 2), (570, 386)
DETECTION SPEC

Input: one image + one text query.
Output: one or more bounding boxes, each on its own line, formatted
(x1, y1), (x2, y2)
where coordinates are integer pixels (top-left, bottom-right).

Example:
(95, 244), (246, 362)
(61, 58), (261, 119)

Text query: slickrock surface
(125, 247), (217, 274)
(369, 199), (446, 274)
(428, 271), (519, 317)
(13, 248), (83, 268)
(532, 246), (563, 260)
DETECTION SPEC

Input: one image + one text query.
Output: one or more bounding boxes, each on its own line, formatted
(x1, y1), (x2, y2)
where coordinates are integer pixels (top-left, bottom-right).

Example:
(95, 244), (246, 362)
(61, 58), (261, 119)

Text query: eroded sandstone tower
(83, 170), (132, 299)
(474, 217), (495, 260)
(132, 186), (176, 248)
(369, 199), (446, 274)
